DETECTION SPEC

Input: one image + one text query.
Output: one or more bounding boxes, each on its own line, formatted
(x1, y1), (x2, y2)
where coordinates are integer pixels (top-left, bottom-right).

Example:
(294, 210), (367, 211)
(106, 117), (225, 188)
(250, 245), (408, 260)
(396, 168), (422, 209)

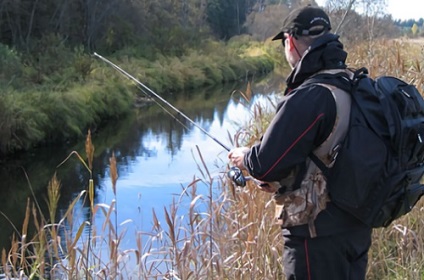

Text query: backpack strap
(303, 68), (357, 92)
(309, 83), (352, 177)
(301, 69), (356, 177)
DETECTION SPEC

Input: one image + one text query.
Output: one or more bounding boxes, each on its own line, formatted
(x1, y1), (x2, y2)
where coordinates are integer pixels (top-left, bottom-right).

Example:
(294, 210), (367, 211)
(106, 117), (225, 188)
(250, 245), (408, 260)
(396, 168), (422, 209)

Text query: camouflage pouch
(274, 171), (329, 237)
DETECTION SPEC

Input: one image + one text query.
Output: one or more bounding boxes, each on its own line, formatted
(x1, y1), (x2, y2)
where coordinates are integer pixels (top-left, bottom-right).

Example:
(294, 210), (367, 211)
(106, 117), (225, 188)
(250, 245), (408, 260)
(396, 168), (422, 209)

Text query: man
(228, 5), (372, 280)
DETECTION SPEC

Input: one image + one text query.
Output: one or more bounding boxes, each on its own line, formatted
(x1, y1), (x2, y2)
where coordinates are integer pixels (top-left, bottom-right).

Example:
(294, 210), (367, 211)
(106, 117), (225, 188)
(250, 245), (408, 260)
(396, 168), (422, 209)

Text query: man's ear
(288, 35), (296, 50)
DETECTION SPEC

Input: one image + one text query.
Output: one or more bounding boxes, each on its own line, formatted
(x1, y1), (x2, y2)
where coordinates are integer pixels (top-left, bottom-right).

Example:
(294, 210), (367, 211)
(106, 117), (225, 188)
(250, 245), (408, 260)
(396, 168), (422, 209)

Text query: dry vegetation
(347, 38), (424, 280)
(1, 38), (424, 279)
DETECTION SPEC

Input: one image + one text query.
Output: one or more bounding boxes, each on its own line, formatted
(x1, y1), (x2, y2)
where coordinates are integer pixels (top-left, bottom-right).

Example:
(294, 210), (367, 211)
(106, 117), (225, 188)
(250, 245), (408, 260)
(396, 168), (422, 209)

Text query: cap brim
(272, 31), (285, 41)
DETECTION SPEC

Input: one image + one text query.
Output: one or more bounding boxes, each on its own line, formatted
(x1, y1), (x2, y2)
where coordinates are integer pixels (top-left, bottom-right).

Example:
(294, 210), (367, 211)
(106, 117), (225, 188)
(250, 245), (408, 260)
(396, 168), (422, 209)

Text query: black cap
(272, 6), (331, 41)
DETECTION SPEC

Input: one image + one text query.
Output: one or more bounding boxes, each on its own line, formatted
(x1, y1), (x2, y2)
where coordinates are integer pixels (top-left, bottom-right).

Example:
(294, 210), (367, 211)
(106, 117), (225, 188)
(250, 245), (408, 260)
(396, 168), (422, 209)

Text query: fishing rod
(93, 52), (247, 187)
(94, 52), (230, 151)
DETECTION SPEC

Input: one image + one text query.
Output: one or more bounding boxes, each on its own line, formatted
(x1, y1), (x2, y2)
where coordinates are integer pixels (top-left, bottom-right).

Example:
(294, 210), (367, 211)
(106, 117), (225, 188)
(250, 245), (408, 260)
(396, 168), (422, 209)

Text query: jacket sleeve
(243, 84), (337, 182)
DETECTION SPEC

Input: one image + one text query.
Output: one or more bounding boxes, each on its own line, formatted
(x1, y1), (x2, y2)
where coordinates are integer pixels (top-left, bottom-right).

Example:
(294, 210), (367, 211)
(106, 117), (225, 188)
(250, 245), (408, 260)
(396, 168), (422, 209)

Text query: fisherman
(228, 5), (372, 280)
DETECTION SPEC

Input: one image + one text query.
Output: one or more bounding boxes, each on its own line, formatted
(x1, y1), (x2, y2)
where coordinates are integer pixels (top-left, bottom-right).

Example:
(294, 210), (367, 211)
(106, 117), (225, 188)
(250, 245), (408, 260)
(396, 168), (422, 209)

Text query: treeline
(395, 18), (424, 28)
(0, 0), (274, 55)
(1, 0), (410, 63)
(394, 18), (424, 37)
(0, 0), (406, 56)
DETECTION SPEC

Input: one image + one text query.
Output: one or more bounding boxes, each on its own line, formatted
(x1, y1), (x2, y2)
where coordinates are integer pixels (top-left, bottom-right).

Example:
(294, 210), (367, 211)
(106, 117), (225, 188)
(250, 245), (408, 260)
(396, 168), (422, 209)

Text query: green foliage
(24, 34), (85, 88)
(72, 46), (94, 81)
(174, 53), (208, 89)
(219, 64), (238, 82)
(206, 0), (252, 39)
(27, 34), (73, 81)
(0, 34), (95, 90)
(103, 15), (137, 52)
(0, 44), (24, 87)
(109, 39), (274, 93)
(411, 23), (419, 36)
(151, 25), (204, 56)
(112, 44), (157, 60)
(0, 80), (133, 154)
(0, 34), (274, 155)
(0, 90), (48, 153)
(395, 18), (424, 29)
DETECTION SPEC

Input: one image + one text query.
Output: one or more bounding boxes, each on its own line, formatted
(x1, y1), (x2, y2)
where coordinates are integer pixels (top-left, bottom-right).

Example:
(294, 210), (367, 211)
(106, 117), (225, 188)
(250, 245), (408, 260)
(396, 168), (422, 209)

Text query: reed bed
(1, 38), (424, 279)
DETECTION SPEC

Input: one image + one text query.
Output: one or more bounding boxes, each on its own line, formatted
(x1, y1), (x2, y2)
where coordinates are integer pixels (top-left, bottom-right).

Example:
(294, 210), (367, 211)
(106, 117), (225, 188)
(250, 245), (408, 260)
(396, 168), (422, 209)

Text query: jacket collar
(286, 33), (347, 90)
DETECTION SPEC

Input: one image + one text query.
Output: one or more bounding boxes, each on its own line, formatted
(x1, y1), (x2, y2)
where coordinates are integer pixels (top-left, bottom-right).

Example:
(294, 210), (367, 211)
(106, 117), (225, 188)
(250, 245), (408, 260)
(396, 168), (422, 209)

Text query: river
(0, 74), (282, 273)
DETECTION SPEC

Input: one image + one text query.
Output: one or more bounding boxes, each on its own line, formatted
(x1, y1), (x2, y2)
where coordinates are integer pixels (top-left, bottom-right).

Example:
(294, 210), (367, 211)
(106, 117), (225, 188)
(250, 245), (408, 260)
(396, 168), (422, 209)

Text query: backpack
(309, 68), (424, 228)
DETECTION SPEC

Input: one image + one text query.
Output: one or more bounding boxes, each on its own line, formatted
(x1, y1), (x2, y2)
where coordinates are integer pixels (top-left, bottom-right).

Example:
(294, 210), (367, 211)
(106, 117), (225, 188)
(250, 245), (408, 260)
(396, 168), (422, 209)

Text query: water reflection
(0, 76), (282, 260)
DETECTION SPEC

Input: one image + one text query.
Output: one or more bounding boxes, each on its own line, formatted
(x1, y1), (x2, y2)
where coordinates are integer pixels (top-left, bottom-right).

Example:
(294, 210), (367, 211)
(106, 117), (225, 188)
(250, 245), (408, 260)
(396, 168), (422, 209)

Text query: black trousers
(283, 228), (372, 280)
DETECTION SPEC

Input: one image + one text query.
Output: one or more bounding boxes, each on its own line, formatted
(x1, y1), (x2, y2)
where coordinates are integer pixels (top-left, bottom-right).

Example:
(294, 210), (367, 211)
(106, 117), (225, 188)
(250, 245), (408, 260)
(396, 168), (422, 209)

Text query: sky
(315, 0), (423, 21)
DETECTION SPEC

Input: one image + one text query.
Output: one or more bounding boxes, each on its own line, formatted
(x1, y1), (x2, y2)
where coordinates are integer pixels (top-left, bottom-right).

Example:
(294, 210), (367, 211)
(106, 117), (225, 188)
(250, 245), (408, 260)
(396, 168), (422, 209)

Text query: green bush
(0, 90), (47, 153)
(0, 44), (23, 87)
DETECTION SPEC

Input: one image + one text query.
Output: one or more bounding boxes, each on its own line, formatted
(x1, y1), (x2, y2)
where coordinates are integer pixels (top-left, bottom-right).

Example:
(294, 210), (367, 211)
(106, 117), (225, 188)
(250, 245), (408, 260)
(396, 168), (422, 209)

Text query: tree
(411, 23), (419, 36)
(321, 0), (399, 43)
(244, 4), (290, 41)
(206, 0), (252, 39)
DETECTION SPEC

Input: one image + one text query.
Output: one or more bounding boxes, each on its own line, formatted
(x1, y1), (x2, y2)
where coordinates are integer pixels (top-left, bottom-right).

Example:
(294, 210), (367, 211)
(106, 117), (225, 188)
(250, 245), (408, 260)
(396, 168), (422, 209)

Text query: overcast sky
(315, 0), (423, 21)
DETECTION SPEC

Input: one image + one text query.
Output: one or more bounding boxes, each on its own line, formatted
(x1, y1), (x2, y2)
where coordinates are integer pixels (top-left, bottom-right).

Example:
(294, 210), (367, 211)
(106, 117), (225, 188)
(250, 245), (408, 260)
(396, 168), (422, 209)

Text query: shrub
(0, 43), (24, 87)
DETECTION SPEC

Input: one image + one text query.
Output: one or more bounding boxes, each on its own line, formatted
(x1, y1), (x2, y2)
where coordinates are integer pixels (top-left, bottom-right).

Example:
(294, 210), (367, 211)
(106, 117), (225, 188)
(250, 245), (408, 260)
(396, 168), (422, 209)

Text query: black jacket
(243, 33), (368, 237)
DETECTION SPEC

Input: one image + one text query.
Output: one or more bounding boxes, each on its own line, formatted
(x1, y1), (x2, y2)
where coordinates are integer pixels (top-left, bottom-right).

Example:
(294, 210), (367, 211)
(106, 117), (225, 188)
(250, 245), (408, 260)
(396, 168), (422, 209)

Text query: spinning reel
(227, 166), (247, 187)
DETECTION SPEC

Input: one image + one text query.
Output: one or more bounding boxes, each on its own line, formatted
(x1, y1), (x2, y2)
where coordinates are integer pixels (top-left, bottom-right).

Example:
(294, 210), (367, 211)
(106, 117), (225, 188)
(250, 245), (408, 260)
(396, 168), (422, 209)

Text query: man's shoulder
(290, 81), (336, 101)
(302, 68), (353, 92)
(280, 83), (337, 117)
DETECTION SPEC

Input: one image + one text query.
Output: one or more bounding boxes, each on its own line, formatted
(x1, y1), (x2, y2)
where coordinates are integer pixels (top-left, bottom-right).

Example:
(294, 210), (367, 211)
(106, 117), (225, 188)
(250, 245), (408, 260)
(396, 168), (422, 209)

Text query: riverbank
(0, 36), (278, 157)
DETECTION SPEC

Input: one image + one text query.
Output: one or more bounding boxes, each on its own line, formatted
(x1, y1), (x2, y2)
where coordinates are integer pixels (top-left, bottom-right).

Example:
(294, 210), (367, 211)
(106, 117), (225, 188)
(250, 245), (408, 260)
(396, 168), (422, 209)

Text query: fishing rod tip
(93, 52), (103, 59)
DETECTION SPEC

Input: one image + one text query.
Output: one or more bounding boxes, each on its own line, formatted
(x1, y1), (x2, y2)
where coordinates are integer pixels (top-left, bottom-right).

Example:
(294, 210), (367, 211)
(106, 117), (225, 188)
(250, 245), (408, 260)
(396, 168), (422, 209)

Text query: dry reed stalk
(109, 153), (118, 196)
(215, 90), (284, 279)
(19, 198), (30, 271)
(109, 152), (119, 278)
(85, 129), (94, 171)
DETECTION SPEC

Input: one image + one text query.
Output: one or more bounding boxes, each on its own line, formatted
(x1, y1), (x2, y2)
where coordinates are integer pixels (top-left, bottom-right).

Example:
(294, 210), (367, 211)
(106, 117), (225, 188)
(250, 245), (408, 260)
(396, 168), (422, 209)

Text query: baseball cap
(272, 5), (331, 41)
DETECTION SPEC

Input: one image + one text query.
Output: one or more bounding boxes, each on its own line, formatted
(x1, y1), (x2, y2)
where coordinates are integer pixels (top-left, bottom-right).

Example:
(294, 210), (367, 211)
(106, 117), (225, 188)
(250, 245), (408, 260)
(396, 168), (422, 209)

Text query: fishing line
(136, 85), (191, 132)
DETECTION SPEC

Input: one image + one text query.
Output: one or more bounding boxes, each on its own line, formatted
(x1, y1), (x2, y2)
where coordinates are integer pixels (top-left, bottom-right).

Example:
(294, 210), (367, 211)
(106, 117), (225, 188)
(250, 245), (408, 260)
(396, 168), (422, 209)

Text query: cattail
(109, 152), (118, 196)
(85, 129), (95, 170)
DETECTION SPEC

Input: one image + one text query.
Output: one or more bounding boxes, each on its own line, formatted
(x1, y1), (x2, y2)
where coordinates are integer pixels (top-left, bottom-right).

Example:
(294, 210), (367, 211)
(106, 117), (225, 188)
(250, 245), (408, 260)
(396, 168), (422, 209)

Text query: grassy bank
(0, 36), (275, 156)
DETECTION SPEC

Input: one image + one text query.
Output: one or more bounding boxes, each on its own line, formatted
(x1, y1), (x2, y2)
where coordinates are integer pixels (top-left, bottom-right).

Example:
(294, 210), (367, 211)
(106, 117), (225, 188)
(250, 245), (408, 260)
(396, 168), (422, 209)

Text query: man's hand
(228, 147), (250, 169)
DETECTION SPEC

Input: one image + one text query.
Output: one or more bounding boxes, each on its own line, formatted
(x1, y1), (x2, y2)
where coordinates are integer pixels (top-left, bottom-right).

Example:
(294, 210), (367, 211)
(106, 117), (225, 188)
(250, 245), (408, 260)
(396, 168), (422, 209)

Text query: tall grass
(1, 38), (424, 279)
(347, 38), (424, 280)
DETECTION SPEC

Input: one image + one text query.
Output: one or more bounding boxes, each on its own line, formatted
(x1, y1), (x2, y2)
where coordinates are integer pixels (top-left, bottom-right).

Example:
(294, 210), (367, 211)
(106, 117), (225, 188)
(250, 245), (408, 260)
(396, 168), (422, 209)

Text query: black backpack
(310, 68), (424, 228)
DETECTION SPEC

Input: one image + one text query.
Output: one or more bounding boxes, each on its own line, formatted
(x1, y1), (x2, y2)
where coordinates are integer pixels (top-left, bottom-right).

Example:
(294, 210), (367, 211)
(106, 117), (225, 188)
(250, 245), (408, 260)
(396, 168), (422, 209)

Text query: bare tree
(245, 4), (290, 41)
(26, 0), (39, 49)
(322, 0), (390, 43)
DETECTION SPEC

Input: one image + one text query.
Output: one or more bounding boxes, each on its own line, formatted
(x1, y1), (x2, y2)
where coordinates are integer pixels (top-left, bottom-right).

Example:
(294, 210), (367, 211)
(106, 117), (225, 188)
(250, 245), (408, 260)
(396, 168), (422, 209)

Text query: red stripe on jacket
(257, 113), (325, 180)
